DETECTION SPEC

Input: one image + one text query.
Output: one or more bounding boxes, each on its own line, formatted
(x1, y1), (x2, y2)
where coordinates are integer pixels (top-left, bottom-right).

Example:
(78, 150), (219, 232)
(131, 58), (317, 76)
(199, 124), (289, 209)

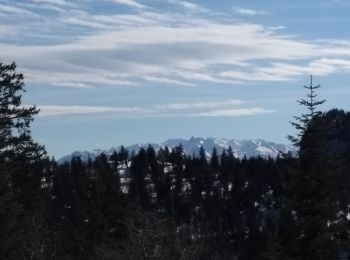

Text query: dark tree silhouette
(288, 75), (326, 147)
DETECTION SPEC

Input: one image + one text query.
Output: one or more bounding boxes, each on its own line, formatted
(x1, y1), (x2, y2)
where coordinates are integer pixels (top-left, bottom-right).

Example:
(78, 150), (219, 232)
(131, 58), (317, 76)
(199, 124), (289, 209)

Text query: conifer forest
(1, 61), (350, 260)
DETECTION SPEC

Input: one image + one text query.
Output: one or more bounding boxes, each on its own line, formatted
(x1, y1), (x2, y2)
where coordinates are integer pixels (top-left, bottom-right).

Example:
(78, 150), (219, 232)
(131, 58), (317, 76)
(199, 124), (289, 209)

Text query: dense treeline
(51, 146), (293, 259)
(1, 62), (349, 259)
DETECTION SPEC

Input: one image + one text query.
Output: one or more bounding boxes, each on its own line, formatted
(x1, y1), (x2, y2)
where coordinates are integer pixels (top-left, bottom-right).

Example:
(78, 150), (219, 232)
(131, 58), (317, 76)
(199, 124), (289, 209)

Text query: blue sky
(1, 0), (350, 157)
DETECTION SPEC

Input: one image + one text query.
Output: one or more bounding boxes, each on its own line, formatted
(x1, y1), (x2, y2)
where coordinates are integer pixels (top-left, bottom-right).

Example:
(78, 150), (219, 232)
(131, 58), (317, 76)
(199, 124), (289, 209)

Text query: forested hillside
(58, 137), (296, 164)
(1, 62), (349, 259)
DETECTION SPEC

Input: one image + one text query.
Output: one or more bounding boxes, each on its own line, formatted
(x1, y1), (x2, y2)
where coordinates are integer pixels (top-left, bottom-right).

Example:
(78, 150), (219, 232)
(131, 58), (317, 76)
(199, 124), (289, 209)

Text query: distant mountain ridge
(58, 137), (296, 163)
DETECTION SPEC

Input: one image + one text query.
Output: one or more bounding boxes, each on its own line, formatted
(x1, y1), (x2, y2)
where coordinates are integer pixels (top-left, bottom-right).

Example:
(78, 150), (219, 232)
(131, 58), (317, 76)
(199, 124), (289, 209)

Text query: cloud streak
(0, 3), (35, 16)
(220, 58), (350, 82)
(233, 7), (267, 16)
(109, 0), (146, 9)
(32, 100), (271, 118)
(191, 108), (274, 117)
(30, 0), (74, 7)
(1, 0), (350, 89)
(159, 100), (245, 110)
(167, 0), (206, 13)
(36, 105), (143, 117)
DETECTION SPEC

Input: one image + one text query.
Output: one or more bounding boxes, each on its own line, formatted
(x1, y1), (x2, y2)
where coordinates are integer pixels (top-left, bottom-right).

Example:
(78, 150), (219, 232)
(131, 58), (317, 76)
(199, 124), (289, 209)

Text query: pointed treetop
(287, 75), (326, 147)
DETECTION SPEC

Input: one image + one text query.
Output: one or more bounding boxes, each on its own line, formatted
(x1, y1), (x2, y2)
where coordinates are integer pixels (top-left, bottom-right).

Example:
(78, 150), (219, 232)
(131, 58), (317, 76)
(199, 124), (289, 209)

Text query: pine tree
(210, 147), (219, 175)
(147, 145), (162, 206)
(276, 76), (338, 259)
(0, 61), (46, 258)
(49, 157), (90, 258)
(287, 75), (325, 147)
(118, 145), (129, 167)
(0, 62), (45, 163)
(129, 148), (150, 209)
(296, 117), (338, 259)
(110, 151), (119, 172)
(199, 146), (212, 196)
(171, 145), (185, 222)
(89, 153), (127, 258)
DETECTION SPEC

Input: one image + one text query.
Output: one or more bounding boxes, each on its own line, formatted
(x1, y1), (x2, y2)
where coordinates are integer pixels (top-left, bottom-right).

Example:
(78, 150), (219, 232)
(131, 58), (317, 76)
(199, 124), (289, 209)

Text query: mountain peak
(58, 137), (296, 163)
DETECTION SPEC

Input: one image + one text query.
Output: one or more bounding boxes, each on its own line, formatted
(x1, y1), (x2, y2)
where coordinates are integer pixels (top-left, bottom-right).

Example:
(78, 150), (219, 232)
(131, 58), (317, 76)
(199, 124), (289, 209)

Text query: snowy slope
(58, 137), (296, 163)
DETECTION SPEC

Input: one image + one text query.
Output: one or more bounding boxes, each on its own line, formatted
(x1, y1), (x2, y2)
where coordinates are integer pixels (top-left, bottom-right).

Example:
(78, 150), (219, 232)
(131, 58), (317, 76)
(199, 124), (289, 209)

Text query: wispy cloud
(168, 0), (206, 12)
(19, 67), (138, 87)
(36, 105), (143, 117)
(109, 0), (146, 9)
(32, 99), (270, 118)
(233, 7), (267, 16)
(62, 17), (112, 29)
(159, 100), (245, 110)
(143, 76), (196, 86)
(18, 3), (66, 13)
(220, 58), (350, 82)
(191, 108), (274, 117)
(0, 21), (318, 87)
(1, 0), (350, 89)
(51, 82), (92, 88)
(0, 3), (35, 16)
(30, 0), (74, 7)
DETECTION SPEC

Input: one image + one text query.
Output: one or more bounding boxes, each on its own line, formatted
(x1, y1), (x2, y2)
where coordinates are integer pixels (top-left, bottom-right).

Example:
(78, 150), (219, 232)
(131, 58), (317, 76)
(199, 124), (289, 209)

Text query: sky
(1, 0), (350, 158)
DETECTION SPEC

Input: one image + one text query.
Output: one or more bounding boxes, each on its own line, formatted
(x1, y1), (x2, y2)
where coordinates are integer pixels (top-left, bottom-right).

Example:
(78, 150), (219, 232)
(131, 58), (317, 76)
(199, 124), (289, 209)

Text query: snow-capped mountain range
(58, 137), (296, 163)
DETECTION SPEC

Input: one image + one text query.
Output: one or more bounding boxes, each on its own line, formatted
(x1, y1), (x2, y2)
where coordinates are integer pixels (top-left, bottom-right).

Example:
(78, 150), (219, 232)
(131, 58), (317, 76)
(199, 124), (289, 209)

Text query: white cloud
(109, 0), (145, 9)
(220, 64), (306, 82)
(31, 0), (74, 7)
(179, 1), (205, 12)
(1, 21), (317, 86)
(62, 17), (112, 29)
(191, 108), (274, 117)
(168, 0), (206, 12)
(160, 100), (245, 110)
(220, 58), (350, 82)
(17, 66), (139, 87)
(143, 76), (196, 86)
(31, 100), (271, 118)
(233, 7), (267, 16)
(267, 26), (285, 31)
(51, 82), (92, 88)
(0, 3), (35, 16)
(1, 1), (350, 87)
(19, 3), (66, 13)
(36, 105), (142, 117)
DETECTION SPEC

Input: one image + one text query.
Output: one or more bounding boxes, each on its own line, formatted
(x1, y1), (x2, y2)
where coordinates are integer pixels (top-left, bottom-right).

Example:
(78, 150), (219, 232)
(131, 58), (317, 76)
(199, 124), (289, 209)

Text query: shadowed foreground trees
(269, 77), (347, 259)
(0, 63), (349, 259)
(0, 61), (48, 259)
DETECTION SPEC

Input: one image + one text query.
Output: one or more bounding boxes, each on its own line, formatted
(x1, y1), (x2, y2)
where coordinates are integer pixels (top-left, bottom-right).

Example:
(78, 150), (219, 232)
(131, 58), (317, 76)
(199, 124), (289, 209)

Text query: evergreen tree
(219, 149), (229, 199)
(49, 157), (90, 259)
(0, 61), (47, 258)
(129, 148), (150, 209)
(296, 117), (337, 259)
(89, 153), (127, 258)
(118, 145), (129, 167)
(199, 146), (212, 196)
(147, 145), (162, 205)
(110, 150), (119, 172)
(275, 76), (338, 259)
(172, 145), (184, 197)
(210, 147), (219, 177)
(171, 145), (186, 222)
(287, 75), (325, 147)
